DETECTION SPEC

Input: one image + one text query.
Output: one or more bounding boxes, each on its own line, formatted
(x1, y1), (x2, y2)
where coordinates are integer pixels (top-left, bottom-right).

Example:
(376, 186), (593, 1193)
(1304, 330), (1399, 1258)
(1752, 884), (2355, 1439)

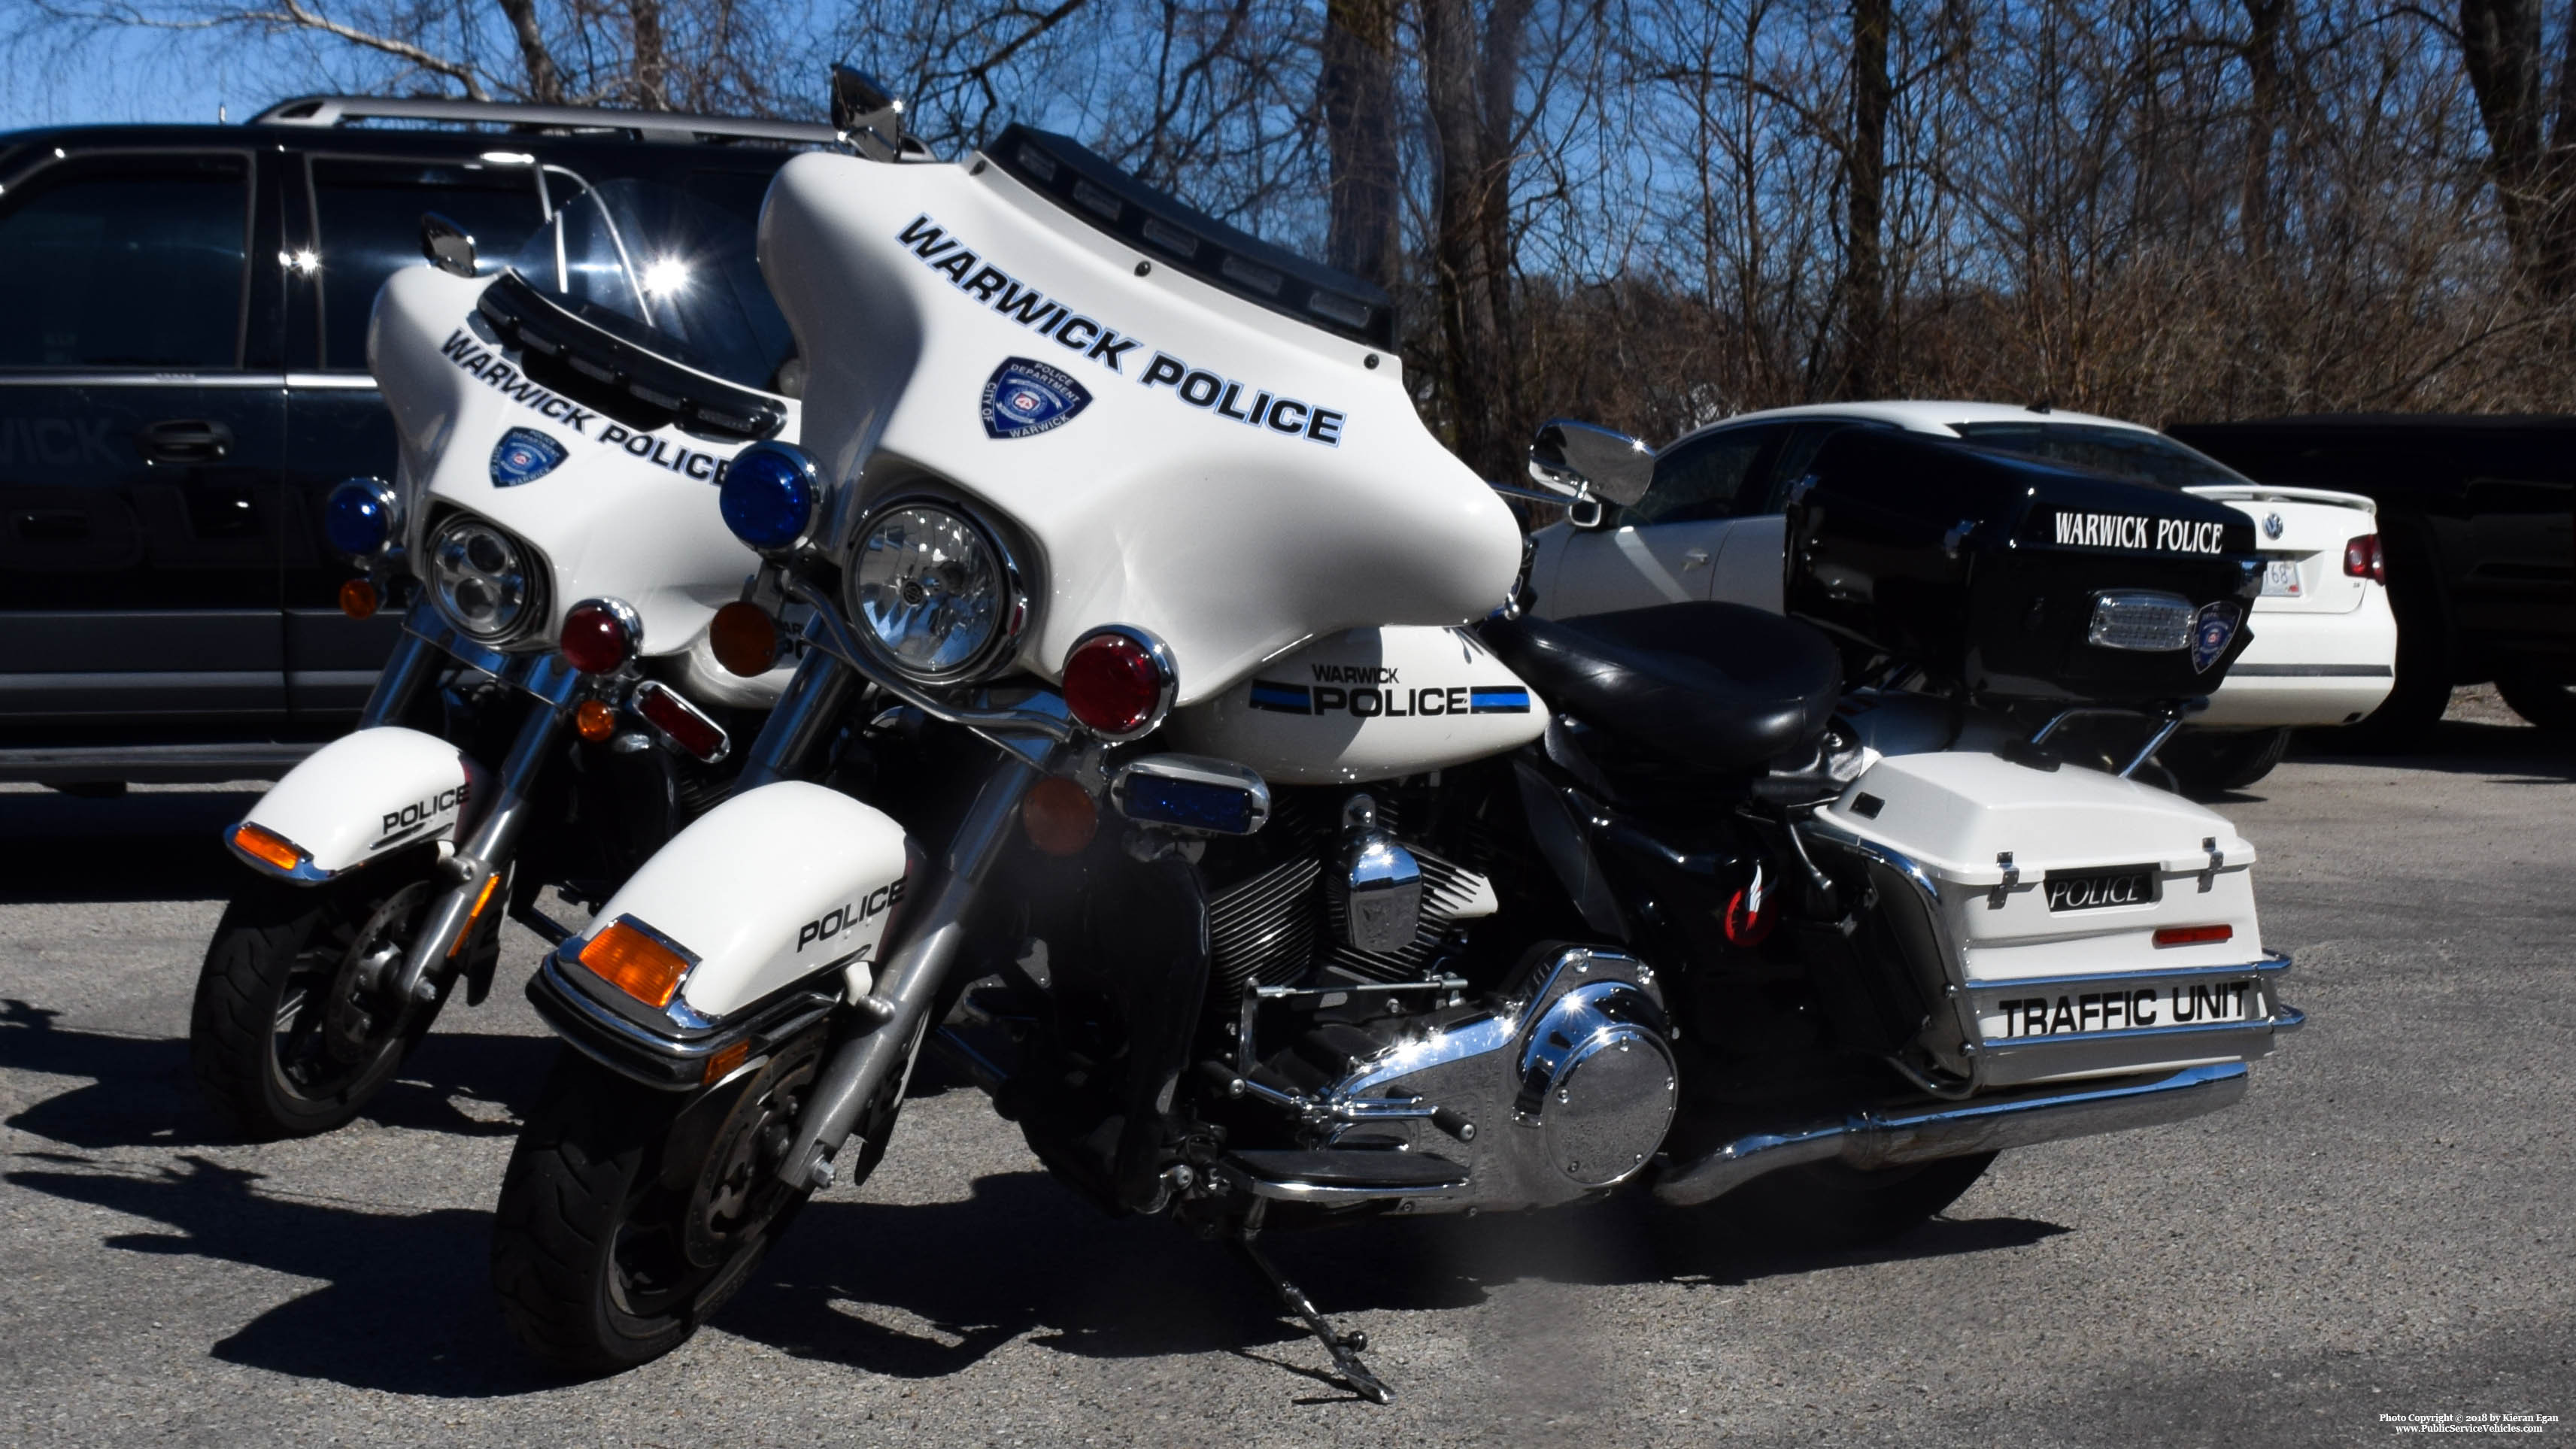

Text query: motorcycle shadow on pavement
(2, 1136), (2068, 1401)
(0, 787), (263, 904)
(0, 999), (555, 1150)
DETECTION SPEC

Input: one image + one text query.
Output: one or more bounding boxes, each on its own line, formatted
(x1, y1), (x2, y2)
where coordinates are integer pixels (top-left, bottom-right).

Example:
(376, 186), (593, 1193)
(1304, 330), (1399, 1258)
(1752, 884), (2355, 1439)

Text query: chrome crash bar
(1655, 1060), (2251, 1207)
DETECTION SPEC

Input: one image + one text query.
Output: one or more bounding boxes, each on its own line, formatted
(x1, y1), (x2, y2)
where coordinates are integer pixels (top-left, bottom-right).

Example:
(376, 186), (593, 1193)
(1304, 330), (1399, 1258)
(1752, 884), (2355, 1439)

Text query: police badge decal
(490, 427), (569, 487)
(980, 357), (1092, 439)
(2192, 601), (2243, 673)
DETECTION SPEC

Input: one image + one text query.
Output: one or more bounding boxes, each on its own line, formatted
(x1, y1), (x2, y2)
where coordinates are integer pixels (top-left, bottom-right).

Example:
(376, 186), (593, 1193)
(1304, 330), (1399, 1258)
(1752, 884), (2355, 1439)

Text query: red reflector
(560, 599), (638, 674)
(2343, 534), (2383, 584)
(337, 577), (379, 620)
(2153, 924), (2235, 948)
(634, 682), (728, 762)
(1063, 628), (1172, 739)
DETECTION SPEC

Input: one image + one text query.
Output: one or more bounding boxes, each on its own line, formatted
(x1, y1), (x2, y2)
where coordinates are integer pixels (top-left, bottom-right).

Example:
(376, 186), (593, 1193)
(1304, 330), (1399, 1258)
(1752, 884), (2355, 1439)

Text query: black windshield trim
(985, 124), (1394, 351)
(478, 270), (785, 441)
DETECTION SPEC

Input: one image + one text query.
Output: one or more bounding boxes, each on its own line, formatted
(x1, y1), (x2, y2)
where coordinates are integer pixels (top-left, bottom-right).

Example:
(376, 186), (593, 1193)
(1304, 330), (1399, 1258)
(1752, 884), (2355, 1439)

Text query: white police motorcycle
(486, 75), (2303, 1399)
(192, 180), (818, 1138)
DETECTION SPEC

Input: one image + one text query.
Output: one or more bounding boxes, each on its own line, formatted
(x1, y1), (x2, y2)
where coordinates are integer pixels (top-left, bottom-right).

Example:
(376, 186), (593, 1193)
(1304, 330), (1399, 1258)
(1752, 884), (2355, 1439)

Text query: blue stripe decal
(1247, 681), (1312, 714)
(1468, 687), (1531, 714)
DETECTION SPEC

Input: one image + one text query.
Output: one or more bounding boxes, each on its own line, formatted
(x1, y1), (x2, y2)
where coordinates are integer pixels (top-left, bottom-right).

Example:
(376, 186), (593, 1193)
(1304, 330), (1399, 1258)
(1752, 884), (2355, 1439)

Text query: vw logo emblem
(2262, 511), (2284, 540)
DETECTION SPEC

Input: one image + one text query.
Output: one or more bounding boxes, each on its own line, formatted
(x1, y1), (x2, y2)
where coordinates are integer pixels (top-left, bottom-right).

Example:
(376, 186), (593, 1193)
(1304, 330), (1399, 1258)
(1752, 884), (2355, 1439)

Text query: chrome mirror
(831, 64), (909, 162)
(419, 212), (476, 277)
(1528, 418), (1654, 508)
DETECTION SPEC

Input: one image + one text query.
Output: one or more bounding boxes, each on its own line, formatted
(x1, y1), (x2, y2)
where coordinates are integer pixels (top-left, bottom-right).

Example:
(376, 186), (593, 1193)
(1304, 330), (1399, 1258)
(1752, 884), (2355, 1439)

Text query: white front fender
(234, 728), (490, 881)
(571, 781), (915, 1022)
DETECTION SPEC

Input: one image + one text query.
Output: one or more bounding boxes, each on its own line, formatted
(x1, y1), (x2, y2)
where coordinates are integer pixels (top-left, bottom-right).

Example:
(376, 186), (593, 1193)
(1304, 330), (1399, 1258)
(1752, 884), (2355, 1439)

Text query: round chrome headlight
(425, 514), (541, 644)
(845, 500), (1021, 681)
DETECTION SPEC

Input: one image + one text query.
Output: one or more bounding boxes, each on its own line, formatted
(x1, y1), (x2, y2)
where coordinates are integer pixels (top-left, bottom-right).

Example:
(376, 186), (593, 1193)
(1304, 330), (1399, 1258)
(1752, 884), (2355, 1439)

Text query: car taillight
(2344, 534), (2383, 584)
(1062, 626), (1175, 740)
(560, 598), (641, 674)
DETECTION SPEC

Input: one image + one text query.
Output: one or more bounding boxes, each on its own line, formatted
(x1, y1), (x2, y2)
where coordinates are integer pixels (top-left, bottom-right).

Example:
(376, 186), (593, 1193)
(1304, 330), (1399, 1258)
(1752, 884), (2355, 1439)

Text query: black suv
(2171, 414), (2576, 738)
(0, 95), (829, 787)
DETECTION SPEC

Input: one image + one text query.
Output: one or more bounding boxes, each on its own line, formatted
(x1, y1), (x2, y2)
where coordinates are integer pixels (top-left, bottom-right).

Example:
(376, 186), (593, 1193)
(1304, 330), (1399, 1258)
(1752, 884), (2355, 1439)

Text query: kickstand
(1230, 1213), (1393, 1405)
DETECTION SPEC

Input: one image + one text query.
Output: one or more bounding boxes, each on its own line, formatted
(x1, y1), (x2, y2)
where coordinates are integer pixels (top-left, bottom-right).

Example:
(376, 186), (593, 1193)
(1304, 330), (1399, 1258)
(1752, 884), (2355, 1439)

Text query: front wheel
(189, 868), (445, 1139)
(490, 1035), (825, 1373)
(1701, 1152), (1998, 1249)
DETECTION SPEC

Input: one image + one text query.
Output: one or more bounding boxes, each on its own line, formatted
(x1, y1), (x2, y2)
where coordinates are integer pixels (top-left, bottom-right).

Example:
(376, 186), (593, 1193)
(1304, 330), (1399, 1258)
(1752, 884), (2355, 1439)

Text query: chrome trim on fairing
(1654, 1061), (2251, 1207)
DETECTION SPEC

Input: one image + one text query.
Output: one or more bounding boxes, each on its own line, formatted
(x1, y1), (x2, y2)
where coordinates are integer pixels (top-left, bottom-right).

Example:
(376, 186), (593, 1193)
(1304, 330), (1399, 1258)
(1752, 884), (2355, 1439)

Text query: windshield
(508, 177), (795, 394)
(1949, 421), (2250, 490)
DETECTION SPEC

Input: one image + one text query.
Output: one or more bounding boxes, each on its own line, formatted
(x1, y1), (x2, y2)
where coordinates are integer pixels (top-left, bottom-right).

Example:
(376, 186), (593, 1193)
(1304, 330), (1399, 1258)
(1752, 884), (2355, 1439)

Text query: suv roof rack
(248, 95), (839, 147)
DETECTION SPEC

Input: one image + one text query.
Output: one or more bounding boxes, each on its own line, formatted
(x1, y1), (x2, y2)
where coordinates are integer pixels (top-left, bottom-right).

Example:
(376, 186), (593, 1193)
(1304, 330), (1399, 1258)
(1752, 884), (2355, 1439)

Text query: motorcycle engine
(1207, 788), (1678, 1211)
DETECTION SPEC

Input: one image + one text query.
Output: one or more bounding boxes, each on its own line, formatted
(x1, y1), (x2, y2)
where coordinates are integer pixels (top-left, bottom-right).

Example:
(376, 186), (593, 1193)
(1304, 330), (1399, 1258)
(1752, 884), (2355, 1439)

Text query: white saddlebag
(1804, 750), (2296, 1089)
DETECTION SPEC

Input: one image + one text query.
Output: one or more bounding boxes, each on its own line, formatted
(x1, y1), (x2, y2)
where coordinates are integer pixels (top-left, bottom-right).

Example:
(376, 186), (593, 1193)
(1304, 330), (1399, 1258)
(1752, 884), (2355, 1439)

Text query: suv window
(1949, 420), (2249, 490)
(309, 157), (546, 368)
(1630, 423), (1786, 525)
(0, 153), (250, 368)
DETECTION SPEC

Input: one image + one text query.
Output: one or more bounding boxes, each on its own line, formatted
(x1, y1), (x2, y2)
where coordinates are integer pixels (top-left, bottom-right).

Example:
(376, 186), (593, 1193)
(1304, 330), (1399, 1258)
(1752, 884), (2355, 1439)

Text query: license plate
(1979, 980), (2256, 1040)
(2043, 865), (2159, 911)
(2260, 559), (2302, 596)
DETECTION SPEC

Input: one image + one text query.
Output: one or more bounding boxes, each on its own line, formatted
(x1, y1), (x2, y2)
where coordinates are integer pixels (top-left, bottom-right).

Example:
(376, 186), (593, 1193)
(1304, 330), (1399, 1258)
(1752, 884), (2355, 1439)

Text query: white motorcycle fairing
(235, 727), (491, 880)
(370, 266), (802, 708)
(758, 150), (1525, 704)
(560, 781), (912, 1025)
(1167, 626), (1549, 784)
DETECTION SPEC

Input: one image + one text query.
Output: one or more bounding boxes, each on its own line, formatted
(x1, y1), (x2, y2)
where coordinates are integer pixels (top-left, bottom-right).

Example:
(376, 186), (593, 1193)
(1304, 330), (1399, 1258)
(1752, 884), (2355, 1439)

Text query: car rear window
(1950, 421), (2250, 490)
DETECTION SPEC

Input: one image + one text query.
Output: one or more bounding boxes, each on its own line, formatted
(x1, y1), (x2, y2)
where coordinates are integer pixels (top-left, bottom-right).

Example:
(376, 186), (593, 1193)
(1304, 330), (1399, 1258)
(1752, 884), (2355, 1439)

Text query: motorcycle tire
(491, 1037), (827, 1374)
(2493, 666), (2576, 731)
(188, 868), (448, 1140)
(1704, 1151), (1998, 1250)
(2157, 727), (2292, 799)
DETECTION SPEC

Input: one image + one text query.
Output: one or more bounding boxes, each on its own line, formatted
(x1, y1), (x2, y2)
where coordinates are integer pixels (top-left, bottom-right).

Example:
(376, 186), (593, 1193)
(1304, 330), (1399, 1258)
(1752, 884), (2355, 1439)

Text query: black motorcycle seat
(1480, 602), (1842, 772)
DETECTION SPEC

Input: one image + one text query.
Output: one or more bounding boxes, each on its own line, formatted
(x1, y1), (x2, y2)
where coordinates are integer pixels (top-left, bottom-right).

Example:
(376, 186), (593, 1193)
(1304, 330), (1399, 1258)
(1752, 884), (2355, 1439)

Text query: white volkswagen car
(1528, 401), (2397, 793)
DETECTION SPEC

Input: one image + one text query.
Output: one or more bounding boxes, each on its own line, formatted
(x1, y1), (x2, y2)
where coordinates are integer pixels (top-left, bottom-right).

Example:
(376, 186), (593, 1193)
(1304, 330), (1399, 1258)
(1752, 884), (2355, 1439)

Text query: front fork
(775, 750), (1044, 1189)
(386, 655), (582, 1008)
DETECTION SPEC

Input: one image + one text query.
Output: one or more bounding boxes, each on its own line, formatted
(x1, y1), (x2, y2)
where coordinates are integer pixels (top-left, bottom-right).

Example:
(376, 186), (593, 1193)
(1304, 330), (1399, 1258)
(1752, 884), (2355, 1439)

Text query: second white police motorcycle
(195, 180), (810, 1138)
(488, 77), (2304, 1399)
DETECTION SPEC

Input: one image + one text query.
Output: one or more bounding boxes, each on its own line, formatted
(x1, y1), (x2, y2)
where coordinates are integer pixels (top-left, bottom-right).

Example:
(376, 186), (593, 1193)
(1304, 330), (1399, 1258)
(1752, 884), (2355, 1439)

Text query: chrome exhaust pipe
(1653, 1061), (2250, 1207)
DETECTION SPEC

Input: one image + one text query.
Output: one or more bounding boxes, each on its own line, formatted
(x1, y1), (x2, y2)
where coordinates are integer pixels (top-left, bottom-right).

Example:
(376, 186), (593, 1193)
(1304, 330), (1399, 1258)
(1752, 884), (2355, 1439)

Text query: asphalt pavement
(2, 701), (2570, 1446)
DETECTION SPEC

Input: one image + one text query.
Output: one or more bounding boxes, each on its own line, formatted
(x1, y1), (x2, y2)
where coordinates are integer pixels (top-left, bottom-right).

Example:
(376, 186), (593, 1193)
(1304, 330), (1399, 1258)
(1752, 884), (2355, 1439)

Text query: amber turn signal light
(2152, 923), (2234, 948)
(1021, 776), (1099, 856)
(338, 577), (379, 620)
(230, 822), (305, 874)
(447, 872), (504, 959)
(578, 918), (693, 1009)
(574, 697), (617, 742)
(710, 601), (780, 678)
(702, 1038), (752, 1085)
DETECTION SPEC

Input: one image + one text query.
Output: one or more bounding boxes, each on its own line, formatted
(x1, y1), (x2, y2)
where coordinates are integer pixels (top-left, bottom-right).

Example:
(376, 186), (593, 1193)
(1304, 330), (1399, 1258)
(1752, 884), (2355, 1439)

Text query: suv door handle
(139, 418), (234, 465)
(1682, 547), (1711, 568)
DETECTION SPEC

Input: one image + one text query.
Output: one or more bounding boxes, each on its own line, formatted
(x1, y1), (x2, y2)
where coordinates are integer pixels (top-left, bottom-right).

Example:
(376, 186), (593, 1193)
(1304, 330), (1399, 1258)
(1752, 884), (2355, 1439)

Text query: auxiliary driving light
(1062, 626), (1176, 741)
(578, 917), (695, 1009)
(719, 441), (821, 553)
(324, 477), (399, 558)
(560, 597), (642, 675)
(709, 600), (780, 676)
